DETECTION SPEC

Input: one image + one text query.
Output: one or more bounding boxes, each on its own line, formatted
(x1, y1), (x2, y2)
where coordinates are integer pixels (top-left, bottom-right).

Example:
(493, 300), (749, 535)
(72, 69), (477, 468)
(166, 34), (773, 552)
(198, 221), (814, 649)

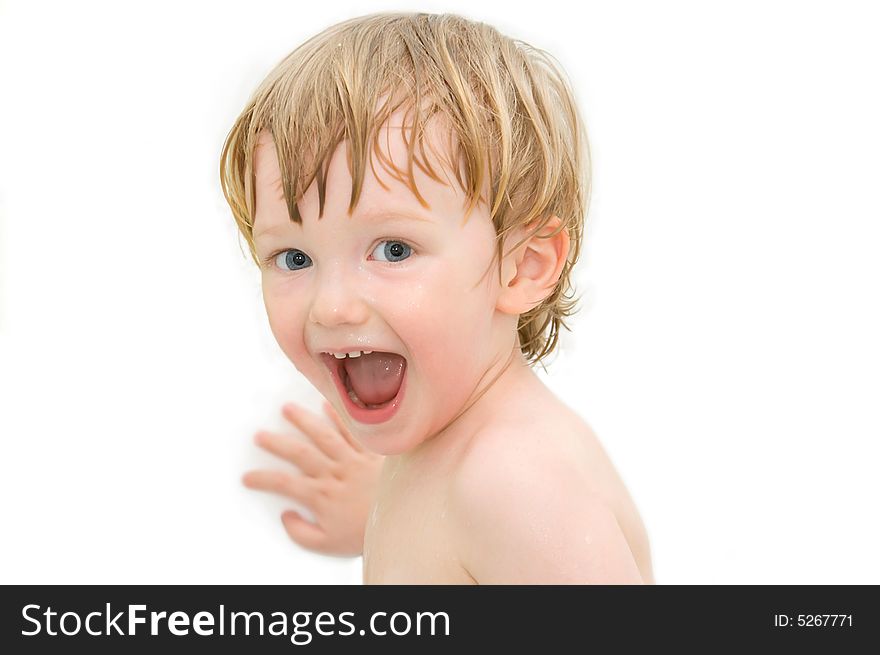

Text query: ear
(496, 215), (570, 315)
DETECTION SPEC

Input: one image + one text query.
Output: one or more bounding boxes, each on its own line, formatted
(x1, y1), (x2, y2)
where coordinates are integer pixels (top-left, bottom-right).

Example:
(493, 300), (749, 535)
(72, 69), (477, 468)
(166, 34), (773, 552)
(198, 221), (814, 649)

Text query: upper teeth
(328, 350), (373, 358)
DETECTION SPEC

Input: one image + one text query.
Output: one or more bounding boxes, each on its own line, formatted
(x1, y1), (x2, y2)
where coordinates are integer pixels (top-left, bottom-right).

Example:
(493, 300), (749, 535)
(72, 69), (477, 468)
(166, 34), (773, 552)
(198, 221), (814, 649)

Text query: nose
(308, 265), (370, 328)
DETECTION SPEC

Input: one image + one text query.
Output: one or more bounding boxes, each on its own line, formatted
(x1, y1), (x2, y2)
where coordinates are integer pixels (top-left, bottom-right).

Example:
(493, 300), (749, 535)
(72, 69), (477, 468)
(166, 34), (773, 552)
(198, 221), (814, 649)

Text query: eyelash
(262, 239), (416, 272)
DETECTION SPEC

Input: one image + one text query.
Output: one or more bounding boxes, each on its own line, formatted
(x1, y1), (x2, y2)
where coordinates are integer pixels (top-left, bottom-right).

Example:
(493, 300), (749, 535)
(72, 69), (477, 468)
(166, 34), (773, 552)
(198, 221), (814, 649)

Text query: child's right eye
(269, 249), (312, 272)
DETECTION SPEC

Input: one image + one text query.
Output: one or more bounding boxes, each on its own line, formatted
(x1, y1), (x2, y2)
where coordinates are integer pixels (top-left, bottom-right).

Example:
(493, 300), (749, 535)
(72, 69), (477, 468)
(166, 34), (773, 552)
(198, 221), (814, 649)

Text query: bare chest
(362, 411), (654, 585)
(362, 465), (474, 585)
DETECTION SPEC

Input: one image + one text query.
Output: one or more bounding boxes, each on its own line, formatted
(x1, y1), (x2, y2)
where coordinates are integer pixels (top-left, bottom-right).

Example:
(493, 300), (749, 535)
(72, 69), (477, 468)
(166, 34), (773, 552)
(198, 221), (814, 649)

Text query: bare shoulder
(447, 420), (645, 584)
(453, 398), (606, 499)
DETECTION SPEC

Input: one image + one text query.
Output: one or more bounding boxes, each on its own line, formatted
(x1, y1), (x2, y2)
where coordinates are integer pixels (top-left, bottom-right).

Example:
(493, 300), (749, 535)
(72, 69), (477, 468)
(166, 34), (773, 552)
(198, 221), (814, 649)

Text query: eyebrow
(253, 210), (434, 239)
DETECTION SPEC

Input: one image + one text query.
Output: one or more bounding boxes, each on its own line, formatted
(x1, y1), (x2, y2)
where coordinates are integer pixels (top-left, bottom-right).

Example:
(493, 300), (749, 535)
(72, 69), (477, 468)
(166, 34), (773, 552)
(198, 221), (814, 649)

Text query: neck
(393, 340), (543, 468)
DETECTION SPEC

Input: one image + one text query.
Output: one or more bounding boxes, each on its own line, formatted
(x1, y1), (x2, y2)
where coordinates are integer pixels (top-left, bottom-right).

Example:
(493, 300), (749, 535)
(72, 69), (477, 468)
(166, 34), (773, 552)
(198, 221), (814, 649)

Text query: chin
(346, 423), (423, 457)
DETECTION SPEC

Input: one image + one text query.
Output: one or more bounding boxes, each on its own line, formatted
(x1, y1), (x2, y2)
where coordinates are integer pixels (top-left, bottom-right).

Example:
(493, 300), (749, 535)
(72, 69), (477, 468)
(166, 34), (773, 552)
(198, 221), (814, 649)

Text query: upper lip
(314, 346), (403, 357)
(320, 348), (376, 358)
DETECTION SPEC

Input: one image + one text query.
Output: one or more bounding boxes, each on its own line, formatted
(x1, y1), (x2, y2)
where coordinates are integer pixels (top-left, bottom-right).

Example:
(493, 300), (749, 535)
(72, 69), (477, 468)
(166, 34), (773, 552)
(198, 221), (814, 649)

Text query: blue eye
(372, 240), (412, 263)
(267, 241), (412, 272)
(274, 249), (312, 271)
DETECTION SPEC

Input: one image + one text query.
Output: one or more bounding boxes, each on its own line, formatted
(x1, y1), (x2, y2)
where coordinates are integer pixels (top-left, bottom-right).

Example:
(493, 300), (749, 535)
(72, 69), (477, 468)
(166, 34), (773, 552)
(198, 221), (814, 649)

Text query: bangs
(222, 14), (497, 242)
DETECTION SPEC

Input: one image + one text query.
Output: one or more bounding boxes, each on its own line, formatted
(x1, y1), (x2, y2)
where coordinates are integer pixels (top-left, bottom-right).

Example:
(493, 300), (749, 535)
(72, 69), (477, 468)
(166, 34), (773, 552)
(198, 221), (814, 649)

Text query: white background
(1, 0), (878, 584)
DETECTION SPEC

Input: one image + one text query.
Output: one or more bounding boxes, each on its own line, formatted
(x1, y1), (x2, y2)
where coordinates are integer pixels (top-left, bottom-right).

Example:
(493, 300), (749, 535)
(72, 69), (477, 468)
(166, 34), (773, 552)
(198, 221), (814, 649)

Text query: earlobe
(496, 215), (570, 315)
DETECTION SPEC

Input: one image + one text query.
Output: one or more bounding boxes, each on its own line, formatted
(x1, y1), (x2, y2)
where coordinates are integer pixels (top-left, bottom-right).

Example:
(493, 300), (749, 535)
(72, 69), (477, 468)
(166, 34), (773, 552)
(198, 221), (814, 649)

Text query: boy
(223, 12), (653, 584)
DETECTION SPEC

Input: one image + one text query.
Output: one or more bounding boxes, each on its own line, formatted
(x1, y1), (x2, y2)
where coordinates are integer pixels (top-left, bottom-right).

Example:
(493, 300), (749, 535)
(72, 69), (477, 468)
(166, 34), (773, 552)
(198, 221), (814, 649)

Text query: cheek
(385, 260), (496, 409)
(262, 283), (311, 372)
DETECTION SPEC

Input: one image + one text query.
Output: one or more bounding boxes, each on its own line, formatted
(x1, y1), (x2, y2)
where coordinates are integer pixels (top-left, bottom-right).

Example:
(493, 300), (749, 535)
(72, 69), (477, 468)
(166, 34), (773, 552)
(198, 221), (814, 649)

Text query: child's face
(252, 119), (518, 456)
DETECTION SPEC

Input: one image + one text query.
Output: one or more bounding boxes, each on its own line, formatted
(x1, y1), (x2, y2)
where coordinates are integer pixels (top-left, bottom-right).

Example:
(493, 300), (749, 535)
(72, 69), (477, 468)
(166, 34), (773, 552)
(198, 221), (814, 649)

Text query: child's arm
(242, 401), (384, 557)
(450, 447), (644, 584)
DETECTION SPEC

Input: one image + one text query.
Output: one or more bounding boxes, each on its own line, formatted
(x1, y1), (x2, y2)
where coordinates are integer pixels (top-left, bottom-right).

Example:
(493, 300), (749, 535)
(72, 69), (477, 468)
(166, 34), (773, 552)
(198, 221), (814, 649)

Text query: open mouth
(321, 352), (408, 424)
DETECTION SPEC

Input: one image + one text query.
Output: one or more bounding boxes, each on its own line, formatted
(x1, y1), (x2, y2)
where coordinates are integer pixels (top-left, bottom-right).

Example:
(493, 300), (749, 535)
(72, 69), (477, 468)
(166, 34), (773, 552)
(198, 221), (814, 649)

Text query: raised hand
(242, 400), (384, 557)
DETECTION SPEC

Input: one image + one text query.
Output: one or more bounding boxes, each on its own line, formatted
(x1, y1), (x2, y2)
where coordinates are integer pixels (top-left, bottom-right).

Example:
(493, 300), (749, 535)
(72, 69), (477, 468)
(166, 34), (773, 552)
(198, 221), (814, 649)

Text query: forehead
(252, 110), (479, 234)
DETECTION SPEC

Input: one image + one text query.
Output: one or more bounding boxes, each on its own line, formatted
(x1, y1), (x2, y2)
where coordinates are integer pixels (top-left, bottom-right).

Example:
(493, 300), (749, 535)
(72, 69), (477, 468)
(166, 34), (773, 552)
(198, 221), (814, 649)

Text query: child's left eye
(371, 240), (413, 263)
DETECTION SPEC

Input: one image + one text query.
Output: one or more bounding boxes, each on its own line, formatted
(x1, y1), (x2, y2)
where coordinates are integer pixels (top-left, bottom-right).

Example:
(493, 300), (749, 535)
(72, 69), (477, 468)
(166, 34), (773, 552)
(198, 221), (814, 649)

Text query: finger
(241, 470), (315, 506)
(254, 430), (331, 477)
(282, 402), (346, 460)
(280, 510), (328, 552)
(322, 400), (365, 453)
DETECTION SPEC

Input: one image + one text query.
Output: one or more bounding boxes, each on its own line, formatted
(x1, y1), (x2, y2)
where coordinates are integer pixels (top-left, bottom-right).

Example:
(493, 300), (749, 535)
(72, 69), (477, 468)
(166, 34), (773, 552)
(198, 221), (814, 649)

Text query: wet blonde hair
(220, 11), (590, 368)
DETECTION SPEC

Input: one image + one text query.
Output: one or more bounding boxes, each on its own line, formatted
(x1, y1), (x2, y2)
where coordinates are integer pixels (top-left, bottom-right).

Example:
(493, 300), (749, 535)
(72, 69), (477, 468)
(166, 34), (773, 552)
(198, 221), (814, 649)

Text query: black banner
(1, 585), (875, 652)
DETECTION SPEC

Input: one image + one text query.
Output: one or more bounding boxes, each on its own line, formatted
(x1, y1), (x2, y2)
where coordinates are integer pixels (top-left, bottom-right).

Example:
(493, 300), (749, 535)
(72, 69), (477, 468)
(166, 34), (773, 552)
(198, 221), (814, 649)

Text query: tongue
(343, 352), (406, 405)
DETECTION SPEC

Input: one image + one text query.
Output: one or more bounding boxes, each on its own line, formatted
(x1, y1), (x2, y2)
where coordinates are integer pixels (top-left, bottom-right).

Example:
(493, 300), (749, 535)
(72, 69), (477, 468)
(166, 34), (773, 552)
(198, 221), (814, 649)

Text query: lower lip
(324, 355), (407, 425)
